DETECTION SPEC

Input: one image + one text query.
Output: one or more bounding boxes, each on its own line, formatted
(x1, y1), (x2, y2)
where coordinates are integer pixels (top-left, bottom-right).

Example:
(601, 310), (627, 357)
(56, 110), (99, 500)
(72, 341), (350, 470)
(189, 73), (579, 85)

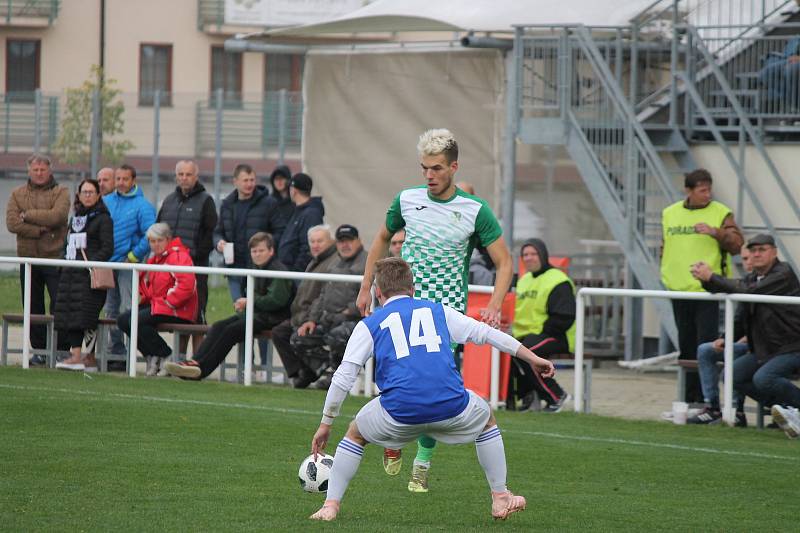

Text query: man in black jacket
(269, 165), (294, 247)
(157, 160), (218, 324)
(692, 234), (800, 438)
(277, 173), (325, 272)
(165, 232), (292, 380)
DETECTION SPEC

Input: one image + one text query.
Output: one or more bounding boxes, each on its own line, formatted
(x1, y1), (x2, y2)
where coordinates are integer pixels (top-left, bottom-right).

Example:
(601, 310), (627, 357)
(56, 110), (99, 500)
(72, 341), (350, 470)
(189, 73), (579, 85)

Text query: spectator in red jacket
(117, 222), (198, 376)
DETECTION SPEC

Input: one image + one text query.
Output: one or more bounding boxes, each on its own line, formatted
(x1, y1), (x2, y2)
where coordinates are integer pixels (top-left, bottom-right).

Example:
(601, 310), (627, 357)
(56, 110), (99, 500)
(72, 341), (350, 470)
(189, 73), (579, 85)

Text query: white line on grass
(2, 382), (797, 462)
(509, 429), (799, 461)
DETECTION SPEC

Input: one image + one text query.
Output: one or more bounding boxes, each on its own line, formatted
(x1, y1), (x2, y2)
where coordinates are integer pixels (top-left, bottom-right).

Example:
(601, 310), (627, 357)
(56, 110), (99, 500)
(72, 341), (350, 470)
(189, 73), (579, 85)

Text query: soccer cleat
(309, 501), (339, 521)
(687, 407), (722, 425)
(164, 360), (201, 380)
(491, 491), (527, 520)
(407, 461), (429, 492)
(771, 405), (800, 439)
(543, 392), (571, 413)
(383, 448), (402, 476)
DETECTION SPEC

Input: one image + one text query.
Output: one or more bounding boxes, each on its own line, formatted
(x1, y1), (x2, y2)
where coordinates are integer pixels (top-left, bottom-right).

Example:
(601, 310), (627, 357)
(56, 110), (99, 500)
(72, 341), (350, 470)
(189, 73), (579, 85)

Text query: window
(264, 54), (304, 92)
(139, 44), (172, 106)
(6, 39), (40, 101)
(210, 46), (242, 106)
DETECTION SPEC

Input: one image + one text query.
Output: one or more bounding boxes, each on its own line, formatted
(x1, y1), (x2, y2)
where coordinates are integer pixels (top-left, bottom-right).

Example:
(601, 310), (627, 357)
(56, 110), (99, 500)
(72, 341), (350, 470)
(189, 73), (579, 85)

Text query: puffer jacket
(103, 184), (156, 262)
(140, 237), (198, 322)
(309, 246), (367, 328)
(53, 201), (114, 332)
(6, 177), (70, 258)
(213, 185), (277, 268)
(702, 259), (800, 361)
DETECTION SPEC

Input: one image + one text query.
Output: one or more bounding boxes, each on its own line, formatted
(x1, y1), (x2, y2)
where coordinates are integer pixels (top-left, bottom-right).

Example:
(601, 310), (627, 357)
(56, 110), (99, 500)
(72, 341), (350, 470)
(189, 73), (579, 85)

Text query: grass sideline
(0, 368), (797, 531)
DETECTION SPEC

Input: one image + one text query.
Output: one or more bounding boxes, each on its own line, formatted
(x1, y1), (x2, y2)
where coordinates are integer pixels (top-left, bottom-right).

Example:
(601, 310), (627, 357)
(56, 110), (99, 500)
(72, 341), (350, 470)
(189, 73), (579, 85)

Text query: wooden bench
(508, 353), (593, 413)
(677, 359), (766, 429)
(1, 313), (60, 367)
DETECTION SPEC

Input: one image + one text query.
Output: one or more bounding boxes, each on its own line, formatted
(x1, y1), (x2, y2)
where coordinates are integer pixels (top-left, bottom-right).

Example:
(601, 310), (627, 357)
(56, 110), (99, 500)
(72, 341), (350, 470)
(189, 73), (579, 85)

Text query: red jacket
(139, 237), (198, 322)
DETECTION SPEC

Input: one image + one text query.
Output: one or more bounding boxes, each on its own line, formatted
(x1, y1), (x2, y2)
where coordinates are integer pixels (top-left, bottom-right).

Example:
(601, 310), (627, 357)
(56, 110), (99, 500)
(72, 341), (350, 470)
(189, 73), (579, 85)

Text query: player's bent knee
(483, 414), (497, 431)
(345, 420), (368, 446)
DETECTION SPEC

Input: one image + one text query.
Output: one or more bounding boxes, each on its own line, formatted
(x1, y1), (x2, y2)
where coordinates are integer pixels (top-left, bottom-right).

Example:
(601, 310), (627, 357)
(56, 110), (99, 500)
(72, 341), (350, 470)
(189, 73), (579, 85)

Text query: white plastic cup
(223, 242), (234, 265)
(672, 401), (689, 425)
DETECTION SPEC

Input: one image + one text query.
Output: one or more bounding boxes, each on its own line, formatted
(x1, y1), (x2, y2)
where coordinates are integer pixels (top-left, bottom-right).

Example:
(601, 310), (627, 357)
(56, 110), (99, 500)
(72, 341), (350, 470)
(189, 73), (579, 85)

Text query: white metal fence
(574, 287), (800, 424)
(2, 255), (496, 398)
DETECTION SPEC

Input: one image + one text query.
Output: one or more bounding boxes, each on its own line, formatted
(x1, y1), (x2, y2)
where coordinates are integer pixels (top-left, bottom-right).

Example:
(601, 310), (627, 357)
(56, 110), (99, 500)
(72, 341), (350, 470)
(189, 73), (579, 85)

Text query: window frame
(138, 42), (173, 107)
(209, 45), (243, 107)
(5, 38), (41, 98)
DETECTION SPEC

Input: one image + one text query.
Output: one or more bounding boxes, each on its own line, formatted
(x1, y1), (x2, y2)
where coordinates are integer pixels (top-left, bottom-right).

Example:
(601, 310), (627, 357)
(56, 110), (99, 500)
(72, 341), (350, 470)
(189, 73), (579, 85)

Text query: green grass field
(0, 368), (797, 532)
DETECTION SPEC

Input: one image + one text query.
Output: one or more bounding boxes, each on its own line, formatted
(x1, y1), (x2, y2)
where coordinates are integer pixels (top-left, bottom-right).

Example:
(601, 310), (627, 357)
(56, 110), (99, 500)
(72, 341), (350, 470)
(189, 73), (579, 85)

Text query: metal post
(669, 0), (679, 126)
(277, 88), (287, 165)
(214, 87), (223, 206)
(630, 23), (639, 107)
(33, 89), (42, 153)
(22, 262), (31, 369)
(152, 90), (161, 206)
(574, 291), (586, 412)
(128, 268), (139, 377)
(90, 88), (101, 179)
(243, 274), (254, 386)
(501, 28), (521, 246)
(722, 297), (735, 425)
(489, 347), (500, 410)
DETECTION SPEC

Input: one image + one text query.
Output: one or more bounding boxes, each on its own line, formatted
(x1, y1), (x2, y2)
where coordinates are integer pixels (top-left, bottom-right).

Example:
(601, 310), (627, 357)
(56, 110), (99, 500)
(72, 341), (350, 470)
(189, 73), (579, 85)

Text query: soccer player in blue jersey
(309, 258), (555, 522)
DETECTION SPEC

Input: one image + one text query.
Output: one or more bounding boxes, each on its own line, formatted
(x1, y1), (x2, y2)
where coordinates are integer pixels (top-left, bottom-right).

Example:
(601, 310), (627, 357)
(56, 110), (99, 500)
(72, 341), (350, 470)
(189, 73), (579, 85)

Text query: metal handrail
(575, 286), (800, 425)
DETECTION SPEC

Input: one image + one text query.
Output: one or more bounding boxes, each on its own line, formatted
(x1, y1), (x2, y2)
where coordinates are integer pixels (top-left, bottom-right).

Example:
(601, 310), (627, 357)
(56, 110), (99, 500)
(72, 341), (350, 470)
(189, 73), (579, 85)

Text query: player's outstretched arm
(482, 237), (513, 327)
(514, 345), (555, 378)
(356, 226), (393, 316)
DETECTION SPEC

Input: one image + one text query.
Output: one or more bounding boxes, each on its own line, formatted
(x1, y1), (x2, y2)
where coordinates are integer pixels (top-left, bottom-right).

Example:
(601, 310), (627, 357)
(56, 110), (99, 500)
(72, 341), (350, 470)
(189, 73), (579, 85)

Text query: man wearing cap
(290, 224), (367, 389)
(691, 234), (800, 439)
(278, 172), (325, 272)
(661, 168), (743, 402)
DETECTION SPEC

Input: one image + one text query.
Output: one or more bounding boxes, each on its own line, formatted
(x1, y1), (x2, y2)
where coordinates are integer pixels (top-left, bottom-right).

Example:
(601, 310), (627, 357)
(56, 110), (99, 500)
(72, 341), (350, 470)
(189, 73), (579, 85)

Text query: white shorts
(355, 390), (492, 450)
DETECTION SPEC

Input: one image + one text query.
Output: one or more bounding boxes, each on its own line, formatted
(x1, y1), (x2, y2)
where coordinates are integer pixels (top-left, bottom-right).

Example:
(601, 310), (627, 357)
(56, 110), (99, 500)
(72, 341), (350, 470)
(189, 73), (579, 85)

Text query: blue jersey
(363, 296), (469, 424)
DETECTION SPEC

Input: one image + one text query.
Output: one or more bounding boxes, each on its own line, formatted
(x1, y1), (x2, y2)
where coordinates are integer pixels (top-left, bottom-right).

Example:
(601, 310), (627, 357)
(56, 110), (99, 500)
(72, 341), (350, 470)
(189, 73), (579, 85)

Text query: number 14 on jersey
(379, 308), (443, 358)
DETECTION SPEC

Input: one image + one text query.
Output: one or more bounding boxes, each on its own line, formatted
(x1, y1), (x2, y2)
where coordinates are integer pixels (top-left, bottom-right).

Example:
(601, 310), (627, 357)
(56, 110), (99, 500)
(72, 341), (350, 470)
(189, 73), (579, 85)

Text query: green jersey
(385, 185), (502, 313)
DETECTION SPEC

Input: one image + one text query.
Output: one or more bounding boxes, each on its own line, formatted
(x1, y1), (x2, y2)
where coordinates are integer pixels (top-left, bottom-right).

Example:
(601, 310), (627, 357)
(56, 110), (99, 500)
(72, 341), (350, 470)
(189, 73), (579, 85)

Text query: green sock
(415, 435), (436, 463)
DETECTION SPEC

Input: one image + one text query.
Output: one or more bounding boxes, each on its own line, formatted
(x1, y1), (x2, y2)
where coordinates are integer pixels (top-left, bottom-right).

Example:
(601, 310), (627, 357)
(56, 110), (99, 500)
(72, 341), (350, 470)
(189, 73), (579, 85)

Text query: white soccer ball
(298, 453), (334, 493)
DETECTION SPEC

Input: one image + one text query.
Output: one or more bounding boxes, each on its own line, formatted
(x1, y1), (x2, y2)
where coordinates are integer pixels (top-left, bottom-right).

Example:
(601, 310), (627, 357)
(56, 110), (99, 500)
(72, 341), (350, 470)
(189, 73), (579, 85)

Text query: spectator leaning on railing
(5, 153), (71, 365)
(54, 178), (114, 372)
(691, 234), (800, 439)
(117, 223), (198, 377)
(165, 232), (293, 381)
(271, 224), (339, 388)
(103, 164), (156, 359)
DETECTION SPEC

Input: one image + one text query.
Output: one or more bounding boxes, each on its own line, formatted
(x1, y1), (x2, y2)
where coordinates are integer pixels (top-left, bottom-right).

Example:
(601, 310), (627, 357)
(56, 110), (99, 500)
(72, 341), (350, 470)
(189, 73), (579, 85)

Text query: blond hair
(417, 129), (458, 163)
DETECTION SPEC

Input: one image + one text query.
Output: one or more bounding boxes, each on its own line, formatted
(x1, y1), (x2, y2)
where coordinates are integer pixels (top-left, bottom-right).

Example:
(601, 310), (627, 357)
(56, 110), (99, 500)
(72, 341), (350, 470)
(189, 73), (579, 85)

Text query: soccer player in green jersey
(356, 128), (513, 493)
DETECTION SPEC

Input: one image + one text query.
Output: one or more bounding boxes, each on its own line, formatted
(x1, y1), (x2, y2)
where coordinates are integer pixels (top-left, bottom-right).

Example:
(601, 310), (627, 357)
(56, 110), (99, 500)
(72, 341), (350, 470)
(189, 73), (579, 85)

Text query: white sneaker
(156, 358), (169, 377)
(771, 405), (800, 439)
(145, 356), (158, 377)
(56, 362), (85, 371)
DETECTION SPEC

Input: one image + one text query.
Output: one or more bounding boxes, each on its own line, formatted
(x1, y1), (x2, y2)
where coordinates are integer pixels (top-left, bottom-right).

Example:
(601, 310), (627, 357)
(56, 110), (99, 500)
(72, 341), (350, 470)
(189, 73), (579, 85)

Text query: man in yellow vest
(661, 168), (743, 402)
(511, 239), (576, 412)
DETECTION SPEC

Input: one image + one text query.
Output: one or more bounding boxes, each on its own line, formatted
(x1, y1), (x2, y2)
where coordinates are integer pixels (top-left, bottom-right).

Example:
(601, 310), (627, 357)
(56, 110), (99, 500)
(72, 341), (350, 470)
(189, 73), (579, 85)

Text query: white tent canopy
(264, 0), (658, 37)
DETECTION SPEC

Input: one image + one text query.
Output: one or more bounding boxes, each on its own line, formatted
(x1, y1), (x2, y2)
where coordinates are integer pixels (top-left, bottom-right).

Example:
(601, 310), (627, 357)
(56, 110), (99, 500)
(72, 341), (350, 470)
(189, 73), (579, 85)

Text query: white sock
(326, 438), (364, 502)
(475, 426), (507, 493)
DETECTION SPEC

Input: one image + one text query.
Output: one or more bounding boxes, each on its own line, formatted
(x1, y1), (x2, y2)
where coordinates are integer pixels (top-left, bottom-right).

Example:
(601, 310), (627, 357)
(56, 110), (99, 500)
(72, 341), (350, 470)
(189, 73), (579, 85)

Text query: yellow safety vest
(512, 268), (576, 352)
(661, 199), (731, 292)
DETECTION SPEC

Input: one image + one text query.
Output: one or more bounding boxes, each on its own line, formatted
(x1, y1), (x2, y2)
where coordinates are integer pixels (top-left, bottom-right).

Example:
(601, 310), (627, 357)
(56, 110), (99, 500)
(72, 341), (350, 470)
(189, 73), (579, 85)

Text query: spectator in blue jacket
(278, 173), (325, 272)
(759, 37), (800, 107)
(214, 163), (278, 301)
(102, 163), (157, 356)
(269, 165), (294, 248)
